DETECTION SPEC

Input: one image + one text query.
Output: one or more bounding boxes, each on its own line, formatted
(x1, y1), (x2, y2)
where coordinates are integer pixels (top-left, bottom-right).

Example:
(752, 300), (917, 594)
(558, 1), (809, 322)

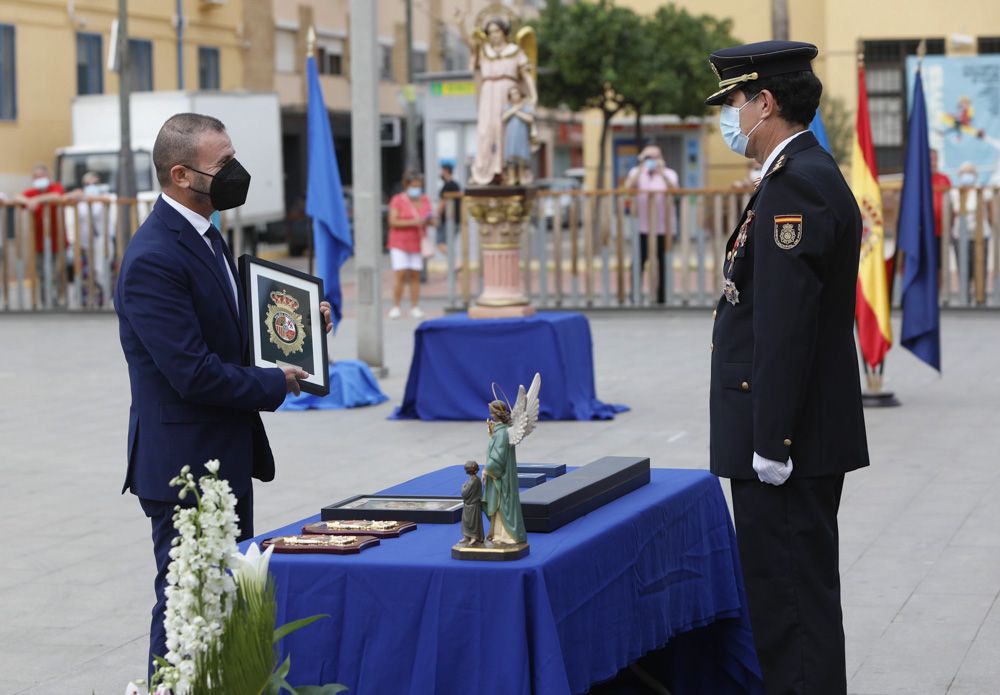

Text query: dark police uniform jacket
(710, 131), (870, 479)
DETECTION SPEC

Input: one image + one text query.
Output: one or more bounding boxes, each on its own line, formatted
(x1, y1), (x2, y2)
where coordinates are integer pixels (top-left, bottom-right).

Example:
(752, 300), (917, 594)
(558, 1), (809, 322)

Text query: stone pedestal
(466, 186), (536, 319)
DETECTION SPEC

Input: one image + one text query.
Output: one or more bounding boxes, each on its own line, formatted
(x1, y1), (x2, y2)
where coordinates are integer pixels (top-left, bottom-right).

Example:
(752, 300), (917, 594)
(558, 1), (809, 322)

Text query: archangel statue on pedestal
(456, 3), (538, 186)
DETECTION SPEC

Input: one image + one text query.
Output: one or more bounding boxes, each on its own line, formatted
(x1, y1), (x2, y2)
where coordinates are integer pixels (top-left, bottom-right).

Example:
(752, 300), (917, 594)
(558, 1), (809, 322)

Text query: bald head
(153, 113), (226, 188)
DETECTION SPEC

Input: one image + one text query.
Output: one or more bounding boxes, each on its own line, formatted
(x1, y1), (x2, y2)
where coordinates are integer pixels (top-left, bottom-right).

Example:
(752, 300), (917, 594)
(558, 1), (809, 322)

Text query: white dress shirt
(161, 193), (239, 307)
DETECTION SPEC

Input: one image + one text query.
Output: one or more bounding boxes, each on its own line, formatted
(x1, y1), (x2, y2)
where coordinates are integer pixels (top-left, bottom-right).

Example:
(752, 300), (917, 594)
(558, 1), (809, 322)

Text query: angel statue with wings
(482, 373), (541, 548)
(456, 4), (538, 186)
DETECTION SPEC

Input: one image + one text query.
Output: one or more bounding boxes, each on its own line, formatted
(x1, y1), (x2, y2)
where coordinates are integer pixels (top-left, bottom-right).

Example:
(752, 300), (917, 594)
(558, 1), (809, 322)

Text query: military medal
(722, 209), (753, 305)
(727, 210), (754, 274)
(722, 278), (740, 305)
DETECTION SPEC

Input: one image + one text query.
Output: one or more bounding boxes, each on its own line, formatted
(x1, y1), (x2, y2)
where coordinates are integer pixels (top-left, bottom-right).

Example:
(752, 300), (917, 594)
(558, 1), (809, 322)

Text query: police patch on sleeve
(773, 214), (803, 249)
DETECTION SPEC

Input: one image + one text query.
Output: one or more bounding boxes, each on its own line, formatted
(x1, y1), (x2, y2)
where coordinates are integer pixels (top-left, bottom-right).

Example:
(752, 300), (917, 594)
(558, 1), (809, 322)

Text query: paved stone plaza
(2, 307), (999, 694)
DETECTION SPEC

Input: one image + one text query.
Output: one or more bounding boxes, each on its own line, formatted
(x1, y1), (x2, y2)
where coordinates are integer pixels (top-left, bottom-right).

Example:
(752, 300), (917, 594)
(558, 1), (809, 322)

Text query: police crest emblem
(264, 289), (306, 357)
(773, 214), (803, 250)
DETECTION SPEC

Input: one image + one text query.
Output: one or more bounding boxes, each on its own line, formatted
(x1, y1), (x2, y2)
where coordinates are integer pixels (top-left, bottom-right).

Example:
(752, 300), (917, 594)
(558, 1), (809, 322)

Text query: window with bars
(128, 38), (154, 92)
(198, 46), (220, 90)
(77, 33), (103, 95)
(440, 26), (470, 72)
(317, 39), (344, 76)
(979, 37), (1000, 54)
(411, 49), (427, 76)
(863, 39), (945, 173)
(380, 44), (394, 81)
(0, 24), (15, 120)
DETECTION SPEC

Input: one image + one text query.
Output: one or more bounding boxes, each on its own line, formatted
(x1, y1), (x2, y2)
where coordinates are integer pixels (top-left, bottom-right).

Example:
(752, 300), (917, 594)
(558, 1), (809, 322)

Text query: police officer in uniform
(706, 41), (869, 694)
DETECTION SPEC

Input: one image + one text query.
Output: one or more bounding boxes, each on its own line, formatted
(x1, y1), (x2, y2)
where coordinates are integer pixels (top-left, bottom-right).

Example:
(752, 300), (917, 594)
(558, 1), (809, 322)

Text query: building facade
(268, 0), (553, 210)
(0, 0), (249, 195)
(602, 0), (1000, 189)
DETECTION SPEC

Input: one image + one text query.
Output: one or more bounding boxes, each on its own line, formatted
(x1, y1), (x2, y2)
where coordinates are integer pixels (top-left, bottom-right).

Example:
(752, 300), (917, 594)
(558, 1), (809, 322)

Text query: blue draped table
(391, 312), (628, 420)
(249, 467), (763, 694)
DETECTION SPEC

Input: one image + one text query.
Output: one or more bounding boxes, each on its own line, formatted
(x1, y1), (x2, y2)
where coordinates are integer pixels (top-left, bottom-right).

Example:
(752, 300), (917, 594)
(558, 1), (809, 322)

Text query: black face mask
(187, 158), (251, 211)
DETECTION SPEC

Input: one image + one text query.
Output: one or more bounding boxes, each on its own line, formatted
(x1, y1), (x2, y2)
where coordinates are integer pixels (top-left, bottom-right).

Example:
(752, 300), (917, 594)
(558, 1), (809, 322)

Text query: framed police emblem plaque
(239, 255), (330, 396)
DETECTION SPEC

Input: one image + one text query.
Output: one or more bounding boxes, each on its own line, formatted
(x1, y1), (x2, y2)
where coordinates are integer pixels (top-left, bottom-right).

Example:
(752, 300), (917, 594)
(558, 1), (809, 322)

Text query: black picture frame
(321, 495), (464, 524)
(238, 254), (330, 397)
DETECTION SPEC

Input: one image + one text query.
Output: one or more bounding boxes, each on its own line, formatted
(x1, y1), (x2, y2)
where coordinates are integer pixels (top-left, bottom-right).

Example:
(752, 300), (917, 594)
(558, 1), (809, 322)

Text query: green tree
(533, 0), (645, 190)
(622, 6), (738, 148)
(819, 94), (852, 164)
(534, 1), (737, 187)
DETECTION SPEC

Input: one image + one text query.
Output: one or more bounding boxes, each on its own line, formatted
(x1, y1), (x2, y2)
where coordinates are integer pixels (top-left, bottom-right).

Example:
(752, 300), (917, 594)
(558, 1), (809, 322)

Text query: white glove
(753, 452), (793, 486)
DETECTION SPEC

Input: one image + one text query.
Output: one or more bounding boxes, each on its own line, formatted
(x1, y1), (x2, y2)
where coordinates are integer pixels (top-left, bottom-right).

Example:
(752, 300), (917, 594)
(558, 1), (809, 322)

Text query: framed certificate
(239, 254), (329, 396)
(321, 495), (464, 523)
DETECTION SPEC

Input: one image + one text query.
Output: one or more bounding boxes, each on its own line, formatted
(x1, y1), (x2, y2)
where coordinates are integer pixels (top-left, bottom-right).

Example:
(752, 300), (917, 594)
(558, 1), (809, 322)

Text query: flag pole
(307, 26), (316, 277)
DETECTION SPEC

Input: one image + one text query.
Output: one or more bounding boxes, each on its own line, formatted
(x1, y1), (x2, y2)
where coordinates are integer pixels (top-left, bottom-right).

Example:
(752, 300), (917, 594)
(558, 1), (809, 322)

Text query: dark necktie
(206, 225), (239, 313)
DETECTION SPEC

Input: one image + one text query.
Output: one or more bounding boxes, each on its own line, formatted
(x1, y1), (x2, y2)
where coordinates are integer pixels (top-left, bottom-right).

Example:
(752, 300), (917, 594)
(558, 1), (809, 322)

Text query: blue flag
(809, 109), (831, 154)
(897, 67), (940, 372)
(306, 55), (353, 330)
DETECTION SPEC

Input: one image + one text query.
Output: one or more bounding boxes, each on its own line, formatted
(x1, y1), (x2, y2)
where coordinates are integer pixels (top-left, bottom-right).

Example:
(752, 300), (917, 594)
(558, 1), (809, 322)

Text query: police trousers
(731, 474), (846, 695)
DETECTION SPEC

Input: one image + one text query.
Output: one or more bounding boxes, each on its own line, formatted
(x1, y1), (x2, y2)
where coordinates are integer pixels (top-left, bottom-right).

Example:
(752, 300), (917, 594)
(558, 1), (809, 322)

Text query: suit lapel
(154, 198), (241, 337)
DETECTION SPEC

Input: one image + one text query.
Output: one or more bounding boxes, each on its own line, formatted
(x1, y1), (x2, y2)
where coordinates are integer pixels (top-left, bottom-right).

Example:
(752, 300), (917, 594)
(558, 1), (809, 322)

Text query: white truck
(55, 90), (285, 232)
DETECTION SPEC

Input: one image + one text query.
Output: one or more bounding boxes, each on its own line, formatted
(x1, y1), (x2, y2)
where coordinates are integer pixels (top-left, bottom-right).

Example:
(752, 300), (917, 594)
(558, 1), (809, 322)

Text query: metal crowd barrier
(0, 196), (246, 312)
(2, 187), (995, 312)
(439, 185), (999, 310)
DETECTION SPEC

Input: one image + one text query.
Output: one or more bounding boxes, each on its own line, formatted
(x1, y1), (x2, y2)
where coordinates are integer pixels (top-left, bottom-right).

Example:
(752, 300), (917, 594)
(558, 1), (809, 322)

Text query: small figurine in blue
(502, 84), (536, 185)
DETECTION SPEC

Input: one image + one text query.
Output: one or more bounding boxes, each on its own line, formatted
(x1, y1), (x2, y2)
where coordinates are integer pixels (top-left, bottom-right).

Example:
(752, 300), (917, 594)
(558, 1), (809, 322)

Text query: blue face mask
(719, 93), (765, 158)
(959, 173), (977, 187)
(643, 159), (657, 171)
(407, 186), (423, 198)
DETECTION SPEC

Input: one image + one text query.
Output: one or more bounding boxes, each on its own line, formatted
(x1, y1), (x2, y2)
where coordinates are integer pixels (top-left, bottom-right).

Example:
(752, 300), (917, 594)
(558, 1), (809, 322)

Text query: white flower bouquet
(129, 460), (346, 695)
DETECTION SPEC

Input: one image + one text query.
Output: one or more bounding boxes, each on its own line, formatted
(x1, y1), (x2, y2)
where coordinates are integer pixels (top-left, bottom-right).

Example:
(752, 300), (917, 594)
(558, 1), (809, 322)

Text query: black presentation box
(517, 463), (567, 478)
(519, 456), (650, 532)
(518, 472), (548, 489)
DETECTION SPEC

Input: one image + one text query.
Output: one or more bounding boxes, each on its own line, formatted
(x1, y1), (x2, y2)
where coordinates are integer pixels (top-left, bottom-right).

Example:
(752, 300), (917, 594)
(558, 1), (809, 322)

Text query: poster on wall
(909, 55), (1000, 185)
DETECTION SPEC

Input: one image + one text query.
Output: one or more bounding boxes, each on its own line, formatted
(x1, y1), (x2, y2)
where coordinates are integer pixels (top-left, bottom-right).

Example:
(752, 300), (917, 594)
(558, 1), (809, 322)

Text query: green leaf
(275, 653), (292, 680)
(262, 655), (294, 695)
(273, 613), (328, 644)
(295, 685), (349, 694)
(275, 676), (299, 694)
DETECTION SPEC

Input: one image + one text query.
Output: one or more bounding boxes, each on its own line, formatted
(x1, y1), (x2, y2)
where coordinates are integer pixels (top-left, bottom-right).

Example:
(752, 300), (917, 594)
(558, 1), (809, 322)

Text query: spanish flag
(852, 60), (892, 368)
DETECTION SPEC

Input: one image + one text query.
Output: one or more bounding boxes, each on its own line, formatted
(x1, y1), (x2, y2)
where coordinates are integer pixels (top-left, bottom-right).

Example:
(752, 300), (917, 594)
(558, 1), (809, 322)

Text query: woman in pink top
(387, 171), (432, 319)
(624, 145), (679, 304)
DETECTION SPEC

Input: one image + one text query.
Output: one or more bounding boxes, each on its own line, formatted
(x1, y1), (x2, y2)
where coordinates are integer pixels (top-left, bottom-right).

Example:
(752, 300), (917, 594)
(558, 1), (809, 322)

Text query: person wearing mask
(15, 163), (66, 303)
(949, 162), (992, 304)
(624, 145), (679, 304)
(115, 113), (333, 678)
(706, 41), (869, 693)
(435, 163), (462, 257)
(68, 171), (108, 305)
(387, 171), (433, 319)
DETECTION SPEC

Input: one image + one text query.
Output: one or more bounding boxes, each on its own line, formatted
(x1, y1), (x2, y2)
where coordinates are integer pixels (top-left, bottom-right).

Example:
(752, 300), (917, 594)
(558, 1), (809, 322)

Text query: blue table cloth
(249, 467), (763, 694)
(279, 359), (389, 411)
(391, 312), (628, 421)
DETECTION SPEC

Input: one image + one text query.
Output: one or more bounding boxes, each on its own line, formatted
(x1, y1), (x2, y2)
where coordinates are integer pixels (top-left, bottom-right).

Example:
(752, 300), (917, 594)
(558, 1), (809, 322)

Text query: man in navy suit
(115, 113), (332, 676)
